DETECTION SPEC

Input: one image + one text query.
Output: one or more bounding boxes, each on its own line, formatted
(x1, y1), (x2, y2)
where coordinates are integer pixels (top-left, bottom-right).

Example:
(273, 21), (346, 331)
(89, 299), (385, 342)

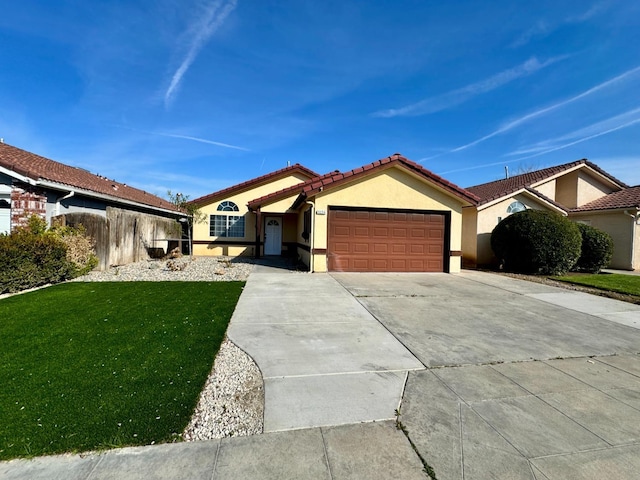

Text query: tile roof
(189, 163), (319, 206)
(248, 153), (480, 209)
(467, 159), (629, 206)
(0, 142), (181, 213)
(572, 185), (640, 212)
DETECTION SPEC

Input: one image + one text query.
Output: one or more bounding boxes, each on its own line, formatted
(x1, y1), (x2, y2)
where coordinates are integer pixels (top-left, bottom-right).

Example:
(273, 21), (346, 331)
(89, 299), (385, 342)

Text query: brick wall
(11, 184), (47, 229)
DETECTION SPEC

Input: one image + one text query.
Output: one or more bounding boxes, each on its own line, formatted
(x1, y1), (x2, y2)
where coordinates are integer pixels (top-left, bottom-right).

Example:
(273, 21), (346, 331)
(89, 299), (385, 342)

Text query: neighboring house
(463, 159), (639, 270)
(191, 154), (479, 273)
(0, 142), (184, 269)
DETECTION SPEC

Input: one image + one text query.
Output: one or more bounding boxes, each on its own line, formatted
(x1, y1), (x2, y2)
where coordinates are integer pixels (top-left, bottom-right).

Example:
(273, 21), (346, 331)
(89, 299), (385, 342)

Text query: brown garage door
(327, 208), (446, 272)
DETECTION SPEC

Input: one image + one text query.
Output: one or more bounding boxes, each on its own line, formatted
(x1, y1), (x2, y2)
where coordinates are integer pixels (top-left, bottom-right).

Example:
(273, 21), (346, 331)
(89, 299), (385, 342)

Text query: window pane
(227, 215), (245, 237)
(210, 215), (227, 237)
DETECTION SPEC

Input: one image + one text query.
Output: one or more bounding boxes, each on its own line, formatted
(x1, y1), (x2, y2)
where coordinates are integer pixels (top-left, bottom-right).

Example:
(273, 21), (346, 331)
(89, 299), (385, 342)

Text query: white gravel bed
(73, 255), (264, 440)
(183, 338), (264, 440)
(72, 256), (255, 282)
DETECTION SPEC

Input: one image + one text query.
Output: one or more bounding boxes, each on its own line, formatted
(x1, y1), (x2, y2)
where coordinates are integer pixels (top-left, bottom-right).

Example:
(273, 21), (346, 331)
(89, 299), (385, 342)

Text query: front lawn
(552, 273), (640, 298)
(0, 281), (244, 460)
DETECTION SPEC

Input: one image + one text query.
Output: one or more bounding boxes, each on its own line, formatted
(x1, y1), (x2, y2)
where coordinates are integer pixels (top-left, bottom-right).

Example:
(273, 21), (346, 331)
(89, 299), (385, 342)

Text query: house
(463, 159), (639, 270)
(190, 154), (479, 273)
(0, 142), (184, 269)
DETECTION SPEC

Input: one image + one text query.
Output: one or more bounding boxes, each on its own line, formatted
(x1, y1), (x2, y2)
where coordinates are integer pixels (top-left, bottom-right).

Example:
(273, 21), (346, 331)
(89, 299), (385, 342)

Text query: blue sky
(1, 0), (639, 200)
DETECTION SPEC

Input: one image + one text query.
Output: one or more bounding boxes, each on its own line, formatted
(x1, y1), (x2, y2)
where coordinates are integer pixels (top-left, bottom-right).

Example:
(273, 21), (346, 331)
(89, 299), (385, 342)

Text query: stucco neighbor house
(462, 159), (639, 270)
(0, 142), (184, 269)
(190, 153), (479, 273)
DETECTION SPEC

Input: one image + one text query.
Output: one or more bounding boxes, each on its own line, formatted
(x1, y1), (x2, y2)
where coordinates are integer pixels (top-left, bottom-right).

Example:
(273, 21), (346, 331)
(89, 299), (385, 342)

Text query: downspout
(306, 200), (315, 272)
(624, 209), (640, 269)
(56, 191), (75, 216)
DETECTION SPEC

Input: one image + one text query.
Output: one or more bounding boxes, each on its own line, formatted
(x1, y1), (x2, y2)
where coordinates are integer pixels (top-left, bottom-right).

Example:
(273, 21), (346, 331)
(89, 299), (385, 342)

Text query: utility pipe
(56, 191), (75, 216)
(306, 200), (315, 272)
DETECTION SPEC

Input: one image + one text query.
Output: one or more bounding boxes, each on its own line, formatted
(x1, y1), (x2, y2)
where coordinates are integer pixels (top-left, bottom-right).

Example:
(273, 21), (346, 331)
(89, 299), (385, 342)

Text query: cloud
(146, 131), (250, 151)
(511, 2), (610, 47)
(444, 64), (640, 155)
(507, 108), (640, 161)
(114, 125), (250, 151)
(164, 0), (237, 108)
(373, 56), (564, 118)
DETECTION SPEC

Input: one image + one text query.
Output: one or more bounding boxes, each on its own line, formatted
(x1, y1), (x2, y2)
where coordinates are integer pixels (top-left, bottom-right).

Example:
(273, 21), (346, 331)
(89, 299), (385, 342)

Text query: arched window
(217, 201), (239, 212)
(210, 200), (244, 237)
(507, 201), (526, 214)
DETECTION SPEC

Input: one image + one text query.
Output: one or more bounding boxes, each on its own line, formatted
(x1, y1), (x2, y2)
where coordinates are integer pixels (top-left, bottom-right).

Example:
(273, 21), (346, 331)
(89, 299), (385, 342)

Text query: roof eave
(36, 180), (183, 217)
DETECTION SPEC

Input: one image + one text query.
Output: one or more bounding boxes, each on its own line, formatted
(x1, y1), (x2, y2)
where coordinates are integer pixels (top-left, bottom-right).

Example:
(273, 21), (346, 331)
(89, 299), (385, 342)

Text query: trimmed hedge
(491, 210), (581, 275)
(574, 223), (614, 273)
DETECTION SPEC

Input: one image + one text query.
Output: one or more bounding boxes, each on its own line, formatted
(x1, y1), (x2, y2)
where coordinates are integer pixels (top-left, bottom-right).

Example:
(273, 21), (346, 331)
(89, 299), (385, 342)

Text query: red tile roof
(467, 159), (629, 206)
(248, 153), (480, 209)
(0, 142), (181, 213)
(189, 163), (319, 206)
(573, 185), (640, 212)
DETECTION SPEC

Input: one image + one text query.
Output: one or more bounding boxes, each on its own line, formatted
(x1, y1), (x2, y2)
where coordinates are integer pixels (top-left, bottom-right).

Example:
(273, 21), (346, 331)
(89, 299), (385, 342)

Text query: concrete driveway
(333, 271), (640, 480)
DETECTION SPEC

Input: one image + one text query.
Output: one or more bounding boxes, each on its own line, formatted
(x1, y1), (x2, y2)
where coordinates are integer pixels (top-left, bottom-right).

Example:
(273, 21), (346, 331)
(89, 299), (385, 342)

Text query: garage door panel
(328, 209), (446, 272)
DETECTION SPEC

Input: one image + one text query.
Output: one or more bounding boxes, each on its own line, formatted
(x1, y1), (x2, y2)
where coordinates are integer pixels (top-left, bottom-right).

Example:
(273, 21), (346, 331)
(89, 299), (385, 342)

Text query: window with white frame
(507, 201), (526, 214)
(210, 201), (245, 237)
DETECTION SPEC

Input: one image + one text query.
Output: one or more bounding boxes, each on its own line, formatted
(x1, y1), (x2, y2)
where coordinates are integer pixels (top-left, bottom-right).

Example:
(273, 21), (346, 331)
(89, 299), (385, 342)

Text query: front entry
(264, 217), (282, 255)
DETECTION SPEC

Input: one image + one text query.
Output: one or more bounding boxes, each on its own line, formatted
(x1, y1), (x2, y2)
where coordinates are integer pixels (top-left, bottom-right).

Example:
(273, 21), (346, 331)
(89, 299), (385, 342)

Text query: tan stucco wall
(634, 222), (639, 271)
(570, 211), (636, 270)
(555, 170), (615, 209)
(461, 206), (478, 267)
(576, 171), (616, 208)
(192, 172), (309, 256)
(308, 167), (468, 273)
(472, 194), (556, 266)
(534, 179), (556, 201)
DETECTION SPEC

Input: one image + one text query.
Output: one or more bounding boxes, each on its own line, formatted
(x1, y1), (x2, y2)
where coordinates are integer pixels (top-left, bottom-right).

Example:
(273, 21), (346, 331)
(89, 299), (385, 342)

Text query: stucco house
(0, 142), (184, 269)
(463, 159), (639, 270)
(191, 153), (479, 273)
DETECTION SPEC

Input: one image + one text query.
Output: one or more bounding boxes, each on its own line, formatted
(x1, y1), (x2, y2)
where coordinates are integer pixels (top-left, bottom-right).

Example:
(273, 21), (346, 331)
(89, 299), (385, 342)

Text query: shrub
(0, 229), (74, 294)
(574, 223), (613, 273)
(491, 210), (582, 275)
(0, 216), (98, 294)
(50, 224), (99, 275)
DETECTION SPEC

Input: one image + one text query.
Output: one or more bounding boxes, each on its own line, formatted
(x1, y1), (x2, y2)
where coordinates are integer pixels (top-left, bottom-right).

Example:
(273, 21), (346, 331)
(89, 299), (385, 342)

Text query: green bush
(0, 216), (98, 294)
(0, 229), (74, 294)
(491, 210), (582, 275)
(574, 223), (613, 273)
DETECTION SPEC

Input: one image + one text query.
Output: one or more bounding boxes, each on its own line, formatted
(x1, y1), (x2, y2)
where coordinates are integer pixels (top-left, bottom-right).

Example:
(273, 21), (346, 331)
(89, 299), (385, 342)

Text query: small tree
(167, 191), (206, 257)
(491, 210), (582, 275)
(574, 223), (614, 273)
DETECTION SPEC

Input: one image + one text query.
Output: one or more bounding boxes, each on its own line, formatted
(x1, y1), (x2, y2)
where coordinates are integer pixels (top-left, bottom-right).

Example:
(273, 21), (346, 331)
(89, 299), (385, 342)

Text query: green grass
(0, 281), (244, 460)
(553, 273), (640, 297)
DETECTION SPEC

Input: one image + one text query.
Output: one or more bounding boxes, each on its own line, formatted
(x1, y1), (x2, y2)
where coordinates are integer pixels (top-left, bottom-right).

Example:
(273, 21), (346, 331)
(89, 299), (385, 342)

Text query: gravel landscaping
(75, 256), (265, 441)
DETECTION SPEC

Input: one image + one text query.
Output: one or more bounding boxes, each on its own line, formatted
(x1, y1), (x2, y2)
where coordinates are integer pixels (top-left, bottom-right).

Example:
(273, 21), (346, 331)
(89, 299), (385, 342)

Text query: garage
(327, 208), (448, 272)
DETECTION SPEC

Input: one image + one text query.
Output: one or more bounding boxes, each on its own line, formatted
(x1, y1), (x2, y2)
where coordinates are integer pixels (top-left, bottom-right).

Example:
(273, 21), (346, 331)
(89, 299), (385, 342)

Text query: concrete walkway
(227, 267), (424, 431)
(0, 421), (426, 479)
(334, 271), (640, 479)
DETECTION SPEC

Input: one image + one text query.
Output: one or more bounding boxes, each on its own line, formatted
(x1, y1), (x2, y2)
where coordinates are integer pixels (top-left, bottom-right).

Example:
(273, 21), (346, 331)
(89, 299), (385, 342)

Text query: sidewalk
(0, 421), (426, 480)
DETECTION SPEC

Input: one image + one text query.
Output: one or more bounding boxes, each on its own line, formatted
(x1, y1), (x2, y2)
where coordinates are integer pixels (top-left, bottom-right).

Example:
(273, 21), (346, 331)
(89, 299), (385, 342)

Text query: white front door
(264, 217), (282, 255)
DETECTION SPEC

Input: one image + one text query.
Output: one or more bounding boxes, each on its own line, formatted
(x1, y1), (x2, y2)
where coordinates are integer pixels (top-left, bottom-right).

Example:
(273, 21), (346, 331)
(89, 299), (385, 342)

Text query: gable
(312, 166), (470, 212)
(468, 159), (627, 208)
(191, 165), (317, 208)
(196, 171), (311, 216)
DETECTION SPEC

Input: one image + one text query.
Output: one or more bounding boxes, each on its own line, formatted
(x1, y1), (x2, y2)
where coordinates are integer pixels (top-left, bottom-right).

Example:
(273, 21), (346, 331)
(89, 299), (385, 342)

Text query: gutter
(36, 180), (182, 217)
